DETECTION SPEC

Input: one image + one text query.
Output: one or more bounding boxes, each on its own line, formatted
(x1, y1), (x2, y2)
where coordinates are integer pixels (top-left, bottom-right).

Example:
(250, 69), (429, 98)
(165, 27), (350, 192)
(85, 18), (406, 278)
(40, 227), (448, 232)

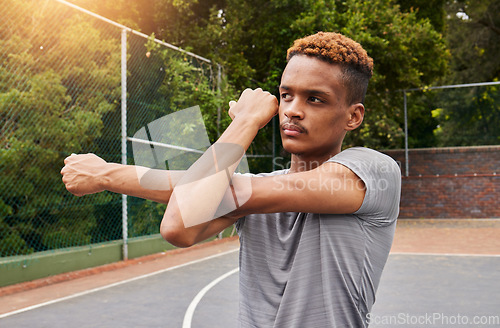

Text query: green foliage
(290, 0), (449, 149)
(403, 90), (440, 148)
(425, 0), (500, 146)
(129, 198), (166, 237)
(432, 84), (500, 146)
(445, 0), (500, 84)
(0, 0), (229, 258)
(397, 0), (447, 32)
(124, 36), (232, 234)
(66, 0), (500, 150)
(68, 0), (142, 30)
(152, 0), (449, 150)
(0, 0), (121, 256)
(140, 36), (233, 143)
(0, 217), (33, 256)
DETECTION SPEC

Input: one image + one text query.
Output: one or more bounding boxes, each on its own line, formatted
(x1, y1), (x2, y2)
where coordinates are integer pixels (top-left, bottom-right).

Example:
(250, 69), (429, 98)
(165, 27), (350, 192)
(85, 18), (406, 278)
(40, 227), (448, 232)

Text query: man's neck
(288, 151), (341, 173)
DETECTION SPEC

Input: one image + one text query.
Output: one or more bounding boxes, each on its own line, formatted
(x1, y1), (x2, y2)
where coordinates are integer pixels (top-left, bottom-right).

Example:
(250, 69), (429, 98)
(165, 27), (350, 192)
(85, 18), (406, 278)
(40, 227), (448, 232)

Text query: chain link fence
(0, 0), (240, 261)
(401, 81), (500, 176)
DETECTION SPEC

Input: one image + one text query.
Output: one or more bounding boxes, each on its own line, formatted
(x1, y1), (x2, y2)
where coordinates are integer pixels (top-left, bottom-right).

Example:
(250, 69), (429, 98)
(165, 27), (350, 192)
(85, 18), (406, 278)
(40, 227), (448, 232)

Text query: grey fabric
(236, 147), (401, 328)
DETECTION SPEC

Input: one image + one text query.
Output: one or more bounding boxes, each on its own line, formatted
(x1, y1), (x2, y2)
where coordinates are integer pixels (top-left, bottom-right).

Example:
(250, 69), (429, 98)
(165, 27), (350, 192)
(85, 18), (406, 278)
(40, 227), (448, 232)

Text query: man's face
(278, 55), (356, 159)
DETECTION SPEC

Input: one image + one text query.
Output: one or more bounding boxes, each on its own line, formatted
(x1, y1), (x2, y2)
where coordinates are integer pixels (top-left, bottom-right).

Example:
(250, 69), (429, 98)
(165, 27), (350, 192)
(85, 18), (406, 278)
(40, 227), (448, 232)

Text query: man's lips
(281, 122), (306, 136)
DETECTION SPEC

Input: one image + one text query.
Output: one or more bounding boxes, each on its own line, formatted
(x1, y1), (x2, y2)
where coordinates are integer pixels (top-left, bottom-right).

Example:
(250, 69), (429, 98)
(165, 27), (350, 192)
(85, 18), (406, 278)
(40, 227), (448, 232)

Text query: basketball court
(0, 219), (499, 327)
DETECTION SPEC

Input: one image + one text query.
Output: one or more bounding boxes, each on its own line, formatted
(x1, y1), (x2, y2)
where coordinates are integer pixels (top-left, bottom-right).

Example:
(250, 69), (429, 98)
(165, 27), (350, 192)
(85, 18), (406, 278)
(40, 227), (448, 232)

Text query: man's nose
(282, 99), (304, 119)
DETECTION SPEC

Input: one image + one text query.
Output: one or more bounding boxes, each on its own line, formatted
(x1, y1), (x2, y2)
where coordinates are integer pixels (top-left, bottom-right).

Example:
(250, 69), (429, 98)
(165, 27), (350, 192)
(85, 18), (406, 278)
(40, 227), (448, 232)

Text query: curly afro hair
(287, 32), (373, 105)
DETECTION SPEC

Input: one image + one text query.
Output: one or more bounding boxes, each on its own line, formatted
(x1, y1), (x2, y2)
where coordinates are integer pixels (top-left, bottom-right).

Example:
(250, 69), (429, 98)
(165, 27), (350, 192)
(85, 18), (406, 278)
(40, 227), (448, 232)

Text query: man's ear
(345, 103), (365, 131)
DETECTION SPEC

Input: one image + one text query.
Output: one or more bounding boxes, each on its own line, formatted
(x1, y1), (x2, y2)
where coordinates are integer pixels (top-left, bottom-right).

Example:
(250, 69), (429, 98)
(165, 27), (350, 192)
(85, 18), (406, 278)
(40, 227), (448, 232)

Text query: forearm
(165, 118), (258, 227)
(160, 88), (277, 245)
(102, 163), (184, 204)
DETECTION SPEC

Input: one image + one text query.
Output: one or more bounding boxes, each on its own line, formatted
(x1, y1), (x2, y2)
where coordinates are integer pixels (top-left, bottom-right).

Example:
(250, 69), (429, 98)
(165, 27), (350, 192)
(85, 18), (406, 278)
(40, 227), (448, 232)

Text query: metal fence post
(404, 90), (409, 177)
(217, 64), (222, 138)
(121, 28), (128, 260)
(272, 117), (276, 171)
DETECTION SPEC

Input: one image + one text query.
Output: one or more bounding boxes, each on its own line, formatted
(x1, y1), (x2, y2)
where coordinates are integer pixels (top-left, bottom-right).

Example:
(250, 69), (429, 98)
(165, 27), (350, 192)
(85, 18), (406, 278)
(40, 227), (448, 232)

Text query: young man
(62, 32), (401, 327)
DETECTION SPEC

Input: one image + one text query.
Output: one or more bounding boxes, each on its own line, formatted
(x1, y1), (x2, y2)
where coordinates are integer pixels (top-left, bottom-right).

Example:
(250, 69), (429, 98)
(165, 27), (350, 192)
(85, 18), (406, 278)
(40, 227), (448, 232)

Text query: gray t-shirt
(236, 147), (401, 328)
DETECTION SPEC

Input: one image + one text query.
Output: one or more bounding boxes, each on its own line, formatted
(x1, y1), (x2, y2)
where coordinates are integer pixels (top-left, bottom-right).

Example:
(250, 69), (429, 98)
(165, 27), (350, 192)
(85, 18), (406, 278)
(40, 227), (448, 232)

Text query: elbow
(160, 225), (195, 248)
(160, 211), (196, 248)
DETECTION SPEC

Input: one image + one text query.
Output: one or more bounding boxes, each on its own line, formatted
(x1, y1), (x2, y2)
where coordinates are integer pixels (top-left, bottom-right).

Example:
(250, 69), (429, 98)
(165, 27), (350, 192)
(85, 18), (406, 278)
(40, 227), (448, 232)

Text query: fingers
(60, 169), (76, 195)
(228, 100), (237, 120)
(64, 153), (77, 165)
(60, 161), (72, 181)
(227, 88), (278, 127)
(61, 154), (77, 187)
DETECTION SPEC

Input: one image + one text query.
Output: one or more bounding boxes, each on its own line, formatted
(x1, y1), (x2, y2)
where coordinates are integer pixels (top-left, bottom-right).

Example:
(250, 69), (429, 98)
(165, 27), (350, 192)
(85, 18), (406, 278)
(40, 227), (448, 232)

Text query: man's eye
(281, 93), (291, 100)
(309, 96), (323, 103)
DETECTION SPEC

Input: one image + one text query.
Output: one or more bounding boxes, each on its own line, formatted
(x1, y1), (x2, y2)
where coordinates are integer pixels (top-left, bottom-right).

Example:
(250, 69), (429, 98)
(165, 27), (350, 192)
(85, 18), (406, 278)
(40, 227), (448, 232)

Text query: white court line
(182, 267), (239, 328)
(390, 252), (500, 257)
(0, 247), (239, 319)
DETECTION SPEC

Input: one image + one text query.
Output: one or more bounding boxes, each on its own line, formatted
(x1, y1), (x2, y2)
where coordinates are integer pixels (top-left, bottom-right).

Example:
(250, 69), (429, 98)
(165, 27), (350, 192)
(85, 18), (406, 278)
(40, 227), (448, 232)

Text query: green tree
(152, 0), (449, 151)
(397, 0), (447, 32)
(67, 0), (141, 30)
(67, 0), (500, 147)
(291, 0), (448, 149)
(431, 0), (500, 146)
(0, 0), (121, 255)
(432, 84), (500, 146)
(445, 0), (500, 83)
(125, 37), (232, 236)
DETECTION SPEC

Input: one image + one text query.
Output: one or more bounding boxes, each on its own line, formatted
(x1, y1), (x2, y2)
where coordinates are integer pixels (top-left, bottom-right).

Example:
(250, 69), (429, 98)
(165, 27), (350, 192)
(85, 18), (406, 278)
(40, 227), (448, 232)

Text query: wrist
(98, 162), (116, 191)
(219, 115), (260, 146)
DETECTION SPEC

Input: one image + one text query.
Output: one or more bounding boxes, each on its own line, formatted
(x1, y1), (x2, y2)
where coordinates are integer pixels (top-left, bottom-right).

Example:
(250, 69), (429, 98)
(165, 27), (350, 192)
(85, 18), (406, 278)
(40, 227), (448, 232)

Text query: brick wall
(382, 146), (499, 218)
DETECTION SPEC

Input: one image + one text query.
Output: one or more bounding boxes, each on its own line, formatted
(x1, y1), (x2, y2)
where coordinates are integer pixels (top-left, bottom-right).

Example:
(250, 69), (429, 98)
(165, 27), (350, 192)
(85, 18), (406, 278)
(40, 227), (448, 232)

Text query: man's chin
(282, 142), (305, 157)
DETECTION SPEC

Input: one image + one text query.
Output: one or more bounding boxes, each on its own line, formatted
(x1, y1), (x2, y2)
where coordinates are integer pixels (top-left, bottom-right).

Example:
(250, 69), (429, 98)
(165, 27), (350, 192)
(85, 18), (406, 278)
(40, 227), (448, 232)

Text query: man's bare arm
(234, 162), (365, 216)
(164, 163), (365, 247)
(61, 153), (183, 203)
(160, 88), (278, 246)
(61, 153), (242, 246)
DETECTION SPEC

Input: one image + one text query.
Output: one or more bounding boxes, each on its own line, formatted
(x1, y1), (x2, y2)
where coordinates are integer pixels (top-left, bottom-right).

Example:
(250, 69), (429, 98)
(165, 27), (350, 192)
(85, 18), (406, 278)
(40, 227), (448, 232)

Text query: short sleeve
(328, 147), (401, 227)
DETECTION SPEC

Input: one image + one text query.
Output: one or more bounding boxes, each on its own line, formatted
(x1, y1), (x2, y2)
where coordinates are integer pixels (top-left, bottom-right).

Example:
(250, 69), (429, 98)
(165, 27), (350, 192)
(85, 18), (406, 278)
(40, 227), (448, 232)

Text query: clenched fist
(61, 153), (109, 196)
(228, 88), (278, 129)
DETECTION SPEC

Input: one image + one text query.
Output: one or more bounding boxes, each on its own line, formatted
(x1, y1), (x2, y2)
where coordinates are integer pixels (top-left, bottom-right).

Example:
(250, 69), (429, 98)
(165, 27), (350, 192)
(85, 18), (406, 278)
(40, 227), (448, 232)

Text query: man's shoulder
(329, 147), (401, 174)
(333, 146), (393, 160)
